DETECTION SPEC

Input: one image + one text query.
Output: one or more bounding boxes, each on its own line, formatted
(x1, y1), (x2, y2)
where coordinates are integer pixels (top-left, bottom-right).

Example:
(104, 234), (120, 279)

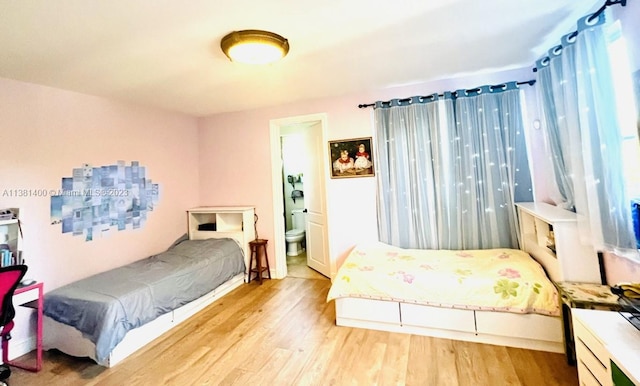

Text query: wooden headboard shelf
(187, 206), (255, 281)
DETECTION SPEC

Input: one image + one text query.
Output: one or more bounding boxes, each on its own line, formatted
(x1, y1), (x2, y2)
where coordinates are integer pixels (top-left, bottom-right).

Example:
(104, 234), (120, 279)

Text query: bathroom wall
(281, 132), (306, 230)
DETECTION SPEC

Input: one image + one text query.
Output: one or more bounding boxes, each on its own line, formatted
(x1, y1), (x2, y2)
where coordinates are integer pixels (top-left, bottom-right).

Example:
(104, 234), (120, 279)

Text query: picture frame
(328, 137), (374, 179)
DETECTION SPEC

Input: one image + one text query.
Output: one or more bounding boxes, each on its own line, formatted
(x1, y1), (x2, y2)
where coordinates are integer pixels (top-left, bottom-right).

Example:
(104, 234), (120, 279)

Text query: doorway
(270, 113), (332, 279)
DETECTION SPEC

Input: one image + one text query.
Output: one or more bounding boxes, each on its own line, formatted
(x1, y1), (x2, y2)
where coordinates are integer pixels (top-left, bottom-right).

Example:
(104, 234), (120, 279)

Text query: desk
(572, 309), (640, 385)
(4, 282), (43, 372)
(554, 282), (622, 365)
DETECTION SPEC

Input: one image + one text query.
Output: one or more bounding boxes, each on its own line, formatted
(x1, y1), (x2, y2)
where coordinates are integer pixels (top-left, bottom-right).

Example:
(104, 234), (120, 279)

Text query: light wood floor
(10, 277), (578, 386)
(287, 251), (329, 280)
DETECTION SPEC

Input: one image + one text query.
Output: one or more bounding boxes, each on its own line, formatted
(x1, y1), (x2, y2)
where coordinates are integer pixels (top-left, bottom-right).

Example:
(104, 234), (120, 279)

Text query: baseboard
(1, 336), (35, 363)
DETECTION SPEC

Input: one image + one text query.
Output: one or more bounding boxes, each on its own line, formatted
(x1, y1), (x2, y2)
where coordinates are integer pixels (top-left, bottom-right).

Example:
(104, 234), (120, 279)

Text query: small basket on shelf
(0, 209), (16, 221)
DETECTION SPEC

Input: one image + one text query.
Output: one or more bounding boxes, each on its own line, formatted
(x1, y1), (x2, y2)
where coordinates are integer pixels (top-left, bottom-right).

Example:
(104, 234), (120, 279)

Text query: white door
(301, 122), (330, 277)
(270, 113), (331, 279)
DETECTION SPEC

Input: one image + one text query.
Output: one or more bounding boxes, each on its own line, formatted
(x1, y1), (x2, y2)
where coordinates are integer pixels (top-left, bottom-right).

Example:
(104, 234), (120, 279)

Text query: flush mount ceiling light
(220, 30), (289, 65)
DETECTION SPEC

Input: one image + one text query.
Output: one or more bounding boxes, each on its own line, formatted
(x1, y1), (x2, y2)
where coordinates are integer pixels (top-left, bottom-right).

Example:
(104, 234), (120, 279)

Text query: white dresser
(572, 309), (639, 385)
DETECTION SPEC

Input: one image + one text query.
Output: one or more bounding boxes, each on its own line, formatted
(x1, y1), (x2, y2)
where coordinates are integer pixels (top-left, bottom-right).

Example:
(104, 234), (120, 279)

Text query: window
(607, 20), (640, 251)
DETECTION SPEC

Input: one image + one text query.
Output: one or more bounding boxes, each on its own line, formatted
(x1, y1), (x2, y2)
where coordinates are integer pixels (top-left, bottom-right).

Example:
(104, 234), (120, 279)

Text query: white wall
(281, 133), (306, 230)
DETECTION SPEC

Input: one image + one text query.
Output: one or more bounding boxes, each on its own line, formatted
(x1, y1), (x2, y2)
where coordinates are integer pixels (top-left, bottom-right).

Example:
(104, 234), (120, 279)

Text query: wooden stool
(248, 239), (271, 284)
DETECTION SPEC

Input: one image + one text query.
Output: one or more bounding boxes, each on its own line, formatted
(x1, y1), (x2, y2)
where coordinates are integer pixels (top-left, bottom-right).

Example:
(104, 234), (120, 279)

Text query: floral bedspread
(327, 243), (561, 316)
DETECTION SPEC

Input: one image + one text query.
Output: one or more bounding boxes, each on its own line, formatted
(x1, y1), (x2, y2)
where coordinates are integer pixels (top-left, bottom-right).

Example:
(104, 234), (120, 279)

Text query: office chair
(0, 265), (28, 386)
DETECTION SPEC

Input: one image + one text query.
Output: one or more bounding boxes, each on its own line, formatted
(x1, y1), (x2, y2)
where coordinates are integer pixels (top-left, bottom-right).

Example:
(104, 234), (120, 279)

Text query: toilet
(285, 209), (306, 256)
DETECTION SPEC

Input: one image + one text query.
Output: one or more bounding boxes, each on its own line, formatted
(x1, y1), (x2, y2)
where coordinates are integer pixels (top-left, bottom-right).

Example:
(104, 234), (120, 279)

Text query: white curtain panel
(537, 12), (638, 259)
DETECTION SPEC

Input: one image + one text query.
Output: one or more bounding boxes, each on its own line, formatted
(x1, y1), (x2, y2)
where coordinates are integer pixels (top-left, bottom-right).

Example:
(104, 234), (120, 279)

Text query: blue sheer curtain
(536, 36), (578, 211)
(374, 82), (533, 250)
(536, 12), (638, 257)
(374, 95), (442, 249)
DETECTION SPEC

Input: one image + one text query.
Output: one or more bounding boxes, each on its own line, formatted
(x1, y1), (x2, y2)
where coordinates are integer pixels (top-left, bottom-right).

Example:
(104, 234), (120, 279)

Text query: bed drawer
(335, 298), (400, 324)
(475, 312), (563, 342)
(400, 303), (475, 333)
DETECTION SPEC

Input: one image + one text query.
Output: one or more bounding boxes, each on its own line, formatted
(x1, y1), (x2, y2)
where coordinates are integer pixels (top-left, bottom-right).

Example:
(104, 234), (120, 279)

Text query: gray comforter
(43, 237), (245, 364)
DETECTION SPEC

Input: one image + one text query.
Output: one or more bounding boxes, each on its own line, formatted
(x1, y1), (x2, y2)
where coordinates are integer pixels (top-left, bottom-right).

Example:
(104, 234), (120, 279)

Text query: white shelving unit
(187, 206), (255, 278)
(0, 208), (21, 266)
(516, 202), (601, 283)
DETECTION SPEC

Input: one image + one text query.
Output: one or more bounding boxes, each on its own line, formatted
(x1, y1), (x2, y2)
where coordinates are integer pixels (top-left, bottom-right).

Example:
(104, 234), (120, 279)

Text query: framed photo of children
(328, 137), (375, 178)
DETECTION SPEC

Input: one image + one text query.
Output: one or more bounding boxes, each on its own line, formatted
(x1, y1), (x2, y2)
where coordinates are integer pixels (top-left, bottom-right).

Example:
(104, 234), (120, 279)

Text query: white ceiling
(0, 0), (603, 117)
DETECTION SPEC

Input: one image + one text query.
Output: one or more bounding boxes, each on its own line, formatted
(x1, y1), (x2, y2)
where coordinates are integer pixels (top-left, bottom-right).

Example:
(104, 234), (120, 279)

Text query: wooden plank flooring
(9, 277), (578, 385)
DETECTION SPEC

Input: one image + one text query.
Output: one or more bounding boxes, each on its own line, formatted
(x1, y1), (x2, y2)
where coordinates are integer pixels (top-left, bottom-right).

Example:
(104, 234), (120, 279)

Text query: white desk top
(13, 281), (42, 305)
(572, 308), (640, 385)
(187, 206), (254, 212)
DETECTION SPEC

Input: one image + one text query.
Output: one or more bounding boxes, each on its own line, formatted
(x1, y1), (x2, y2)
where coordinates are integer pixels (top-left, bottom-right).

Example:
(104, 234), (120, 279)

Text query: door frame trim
(269, 113), (330, 279)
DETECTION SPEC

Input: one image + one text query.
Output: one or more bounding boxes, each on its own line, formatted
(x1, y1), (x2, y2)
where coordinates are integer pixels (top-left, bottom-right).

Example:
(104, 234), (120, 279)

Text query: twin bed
(42, 203), (569, 367)
(42, 236), (246, 367)
(327, 242), (565, 353)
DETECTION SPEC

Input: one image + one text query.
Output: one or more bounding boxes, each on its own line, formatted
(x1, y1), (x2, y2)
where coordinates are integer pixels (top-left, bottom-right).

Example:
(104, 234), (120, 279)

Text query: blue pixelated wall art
(50, 161), (160, 241)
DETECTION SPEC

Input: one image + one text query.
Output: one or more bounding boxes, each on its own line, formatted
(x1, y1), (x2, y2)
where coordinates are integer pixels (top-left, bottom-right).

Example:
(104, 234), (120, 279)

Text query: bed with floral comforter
(327, 242), (560, 316)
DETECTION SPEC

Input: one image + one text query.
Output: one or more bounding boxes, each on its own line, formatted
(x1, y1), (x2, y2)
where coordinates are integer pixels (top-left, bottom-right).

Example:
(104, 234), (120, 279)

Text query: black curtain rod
(533, 0), (626, 72)
(590, 0), (626, 22)
(358, 79), (536, 109)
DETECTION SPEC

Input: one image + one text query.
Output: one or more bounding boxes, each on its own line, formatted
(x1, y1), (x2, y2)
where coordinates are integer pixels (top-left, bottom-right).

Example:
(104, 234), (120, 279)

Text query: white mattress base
(44, 273), (245, 367)
(335, 297), (564, 353)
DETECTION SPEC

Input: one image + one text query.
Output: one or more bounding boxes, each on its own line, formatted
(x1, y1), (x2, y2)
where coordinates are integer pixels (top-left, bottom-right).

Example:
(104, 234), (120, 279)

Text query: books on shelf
(0, 207), (22, 267)
(0, 248), (22, 267)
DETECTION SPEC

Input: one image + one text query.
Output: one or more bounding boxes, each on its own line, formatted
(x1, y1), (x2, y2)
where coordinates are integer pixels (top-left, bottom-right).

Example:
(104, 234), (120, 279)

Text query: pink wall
(198, 68), (536, 275)
(604, 252), (640, 284)
(0, 77), (200, 291)
(1, 1), (637, 353)
(1, 77), (200, 352)
(199, 56), (640, 284)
